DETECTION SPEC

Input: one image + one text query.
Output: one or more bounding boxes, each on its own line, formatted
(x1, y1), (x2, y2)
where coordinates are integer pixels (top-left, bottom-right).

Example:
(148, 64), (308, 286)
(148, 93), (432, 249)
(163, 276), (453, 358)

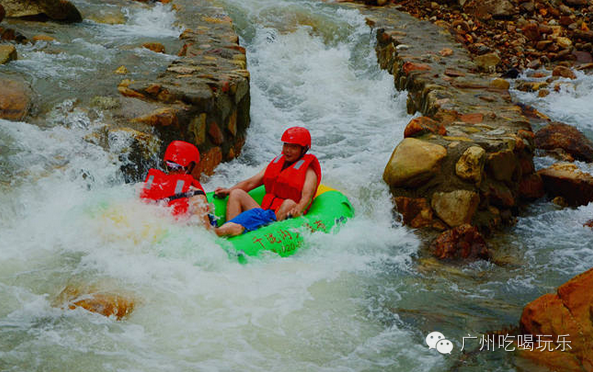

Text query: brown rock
(394, 196), (434, 228)
(456, 146), (486, 184)
(486, 150), (518, 183)
(519, 268), (593, 371)
(534, 123), (593, 162)
(444, 68), (465, 77)
(0, 44), (16, 64)
(460, 113), (484, 124)
(538, 162), (593, 206)
(439, 48), (453, 56)
(474, 52), (501, 71)
(403, 116), (446, 138)
(208, 122), (224, 145)
(0, 4), (5, 22)
(584, 219), (593, 228)
(519, 173), (545, 200)
(431, 224), (490, 260)
(131, 107), (178, 127)
(431, 190), (479, 227)
(32, 34), (56, 42)
(383, 138), (448, 188)
(1, 0), (82, 22)
(199, 146), (222, 175)
(463, 0), (515, 19)
(490, 78), (510, 90)
(522, 23), (541, 41)
(0, 78), (31, 120)
(58, 285), (134, 320)
(552, 65), (576, 79)
(573, 51), (593, 63)
(574, 30), (593, 42)
(402, 62), (431, 74)
(142, 42), (165, 54)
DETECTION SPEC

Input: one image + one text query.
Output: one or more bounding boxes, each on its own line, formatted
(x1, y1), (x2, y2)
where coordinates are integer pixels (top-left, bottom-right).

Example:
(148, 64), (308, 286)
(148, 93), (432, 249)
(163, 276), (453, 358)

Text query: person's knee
(228, 188), (247, 202)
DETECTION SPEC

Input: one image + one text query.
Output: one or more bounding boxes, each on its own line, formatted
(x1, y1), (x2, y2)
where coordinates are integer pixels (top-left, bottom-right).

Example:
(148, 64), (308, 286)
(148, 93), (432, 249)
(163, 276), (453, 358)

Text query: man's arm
(289, 168), (318, 217)
(214, 168), (266, 197)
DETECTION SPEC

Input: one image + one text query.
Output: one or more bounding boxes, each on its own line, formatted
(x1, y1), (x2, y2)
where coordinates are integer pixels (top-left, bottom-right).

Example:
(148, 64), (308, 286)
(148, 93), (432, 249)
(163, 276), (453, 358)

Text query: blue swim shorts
(227, 208), (277, 232)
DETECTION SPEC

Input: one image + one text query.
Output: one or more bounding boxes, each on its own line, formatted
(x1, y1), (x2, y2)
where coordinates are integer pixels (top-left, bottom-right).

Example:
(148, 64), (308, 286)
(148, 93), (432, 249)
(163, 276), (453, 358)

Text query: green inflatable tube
(207, 184), (355, 261)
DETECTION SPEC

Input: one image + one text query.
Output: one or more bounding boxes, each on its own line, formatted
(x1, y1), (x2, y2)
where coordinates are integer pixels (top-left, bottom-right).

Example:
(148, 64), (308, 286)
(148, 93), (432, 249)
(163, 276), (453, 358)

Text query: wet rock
(383, 138), (447, 188)
(199, 146), (222, 176)
(490, 78), (510, 89)
(552, 65), (576, 79)
(402, 62), (431, 74)
(538, 162), (593, 206)
(534, 123), (593, 162)
(486, 149), (518, 183)
(58, 285), (135, 320)
(516, 81), (549, 92)
(394, 196), (435, 228)
(1, 0), (82, 22)
(474, 52), (501, 71)
(403, 116), (446, 138)
(584, 219), (593, 228)
(518, 173), (545, 200)
(0, 4), (5, 22)
(430, 224), (490, 260)
(519, 268), (593, 371)
(0, 78), (31, 120)
(142, 42), (166, 54)
(431, 190), (479, 227)
(556, 36), (572, 49)
(522, 23), (541, 41)
(114, 65), (128, 74)
(0, 44), (16, 64)
(456, 146), (486, 184)
(468, 42), (492, 55)
(32, 34), (55, 43)
(132, 107), (179, 127)
(573, 51), (593, 63)
(463, 0), (515, 19)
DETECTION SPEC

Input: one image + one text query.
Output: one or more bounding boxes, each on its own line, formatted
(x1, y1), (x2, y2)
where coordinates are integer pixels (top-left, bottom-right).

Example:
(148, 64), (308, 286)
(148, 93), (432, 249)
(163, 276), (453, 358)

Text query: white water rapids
(1, 0), (593, 371)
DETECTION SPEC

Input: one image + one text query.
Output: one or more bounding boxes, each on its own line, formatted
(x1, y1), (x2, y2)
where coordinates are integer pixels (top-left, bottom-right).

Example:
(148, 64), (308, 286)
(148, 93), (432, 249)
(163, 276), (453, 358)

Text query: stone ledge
(336, 3), (542, 234)
(118, 0), (250, 176)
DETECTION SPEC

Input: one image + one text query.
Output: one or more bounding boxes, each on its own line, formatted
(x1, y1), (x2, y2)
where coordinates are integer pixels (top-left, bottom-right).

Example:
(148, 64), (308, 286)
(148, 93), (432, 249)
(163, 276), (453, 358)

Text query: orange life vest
(140, 168), (205, 216)
(261, 154), (322, 213)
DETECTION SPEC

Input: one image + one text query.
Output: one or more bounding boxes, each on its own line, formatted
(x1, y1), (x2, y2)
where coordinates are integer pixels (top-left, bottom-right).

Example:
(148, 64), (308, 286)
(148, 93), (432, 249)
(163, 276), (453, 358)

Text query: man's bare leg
(215, 222), (245, 237)
(275, 199), (297, 221)
(226, 189), (260, 220)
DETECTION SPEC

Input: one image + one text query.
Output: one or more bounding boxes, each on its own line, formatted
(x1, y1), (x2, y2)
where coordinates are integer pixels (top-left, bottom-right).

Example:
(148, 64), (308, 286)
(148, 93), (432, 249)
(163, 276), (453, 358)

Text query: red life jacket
(261, 154), (322, 213)
(140, 168), (205, 216)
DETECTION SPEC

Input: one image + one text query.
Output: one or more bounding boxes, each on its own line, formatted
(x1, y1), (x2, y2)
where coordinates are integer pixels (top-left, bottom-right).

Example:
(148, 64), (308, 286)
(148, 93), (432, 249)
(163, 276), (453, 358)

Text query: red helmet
(164, 141), (200, 168)
(281, 127), (311, 150)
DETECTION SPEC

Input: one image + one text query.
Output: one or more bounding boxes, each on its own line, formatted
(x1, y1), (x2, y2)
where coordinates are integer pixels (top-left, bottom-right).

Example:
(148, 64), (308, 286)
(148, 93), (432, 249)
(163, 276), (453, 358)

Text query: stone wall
(343, 4), (543, 234)
(118, 0), (250, 176)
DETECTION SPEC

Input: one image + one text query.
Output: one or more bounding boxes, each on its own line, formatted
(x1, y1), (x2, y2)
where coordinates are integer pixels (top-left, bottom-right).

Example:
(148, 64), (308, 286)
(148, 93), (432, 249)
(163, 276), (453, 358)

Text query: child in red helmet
(214, 127), (322, 237)
(140, 141), (212, 228)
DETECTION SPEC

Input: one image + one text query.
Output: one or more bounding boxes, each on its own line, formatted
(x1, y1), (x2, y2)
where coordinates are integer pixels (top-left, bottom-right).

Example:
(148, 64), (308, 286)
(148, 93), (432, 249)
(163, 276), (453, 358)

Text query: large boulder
(383, 138), (447, 188)
(430, 224), (490, 261)
(0, 0), (82, 22)
(519, 268), (593, 371)
(538, 162), (593, 206)
(534, 123), (593, 163)
(0, 78), (31, 120)
(431, 189), (479, 227)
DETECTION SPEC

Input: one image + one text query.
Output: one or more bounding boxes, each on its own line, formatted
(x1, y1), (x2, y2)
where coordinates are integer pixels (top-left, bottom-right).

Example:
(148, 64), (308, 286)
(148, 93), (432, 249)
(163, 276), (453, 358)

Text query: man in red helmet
(214, 126), (322, 237)
(140, 140), (212, 228)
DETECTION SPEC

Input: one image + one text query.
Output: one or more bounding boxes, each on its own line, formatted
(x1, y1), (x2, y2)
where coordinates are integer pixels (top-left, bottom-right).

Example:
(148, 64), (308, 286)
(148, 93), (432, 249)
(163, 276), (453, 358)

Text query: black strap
(158, 189), (205, 202)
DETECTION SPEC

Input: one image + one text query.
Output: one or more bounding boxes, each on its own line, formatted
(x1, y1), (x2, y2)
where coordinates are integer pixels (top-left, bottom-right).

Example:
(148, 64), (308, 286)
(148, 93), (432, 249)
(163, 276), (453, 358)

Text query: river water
(0, 0), (592, 371)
